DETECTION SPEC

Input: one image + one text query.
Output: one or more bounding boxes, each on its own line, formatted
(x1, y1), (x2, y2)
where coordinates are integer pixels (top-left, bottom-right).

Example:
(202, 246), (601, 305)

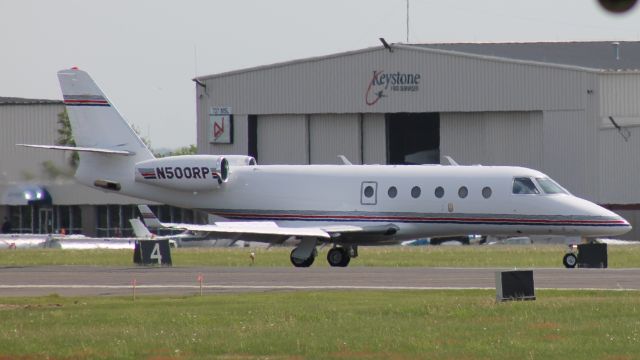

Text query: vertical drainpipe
(306, 114), (311, 164)
(359, 113), (364, 164)
(612, 42), (620, 61)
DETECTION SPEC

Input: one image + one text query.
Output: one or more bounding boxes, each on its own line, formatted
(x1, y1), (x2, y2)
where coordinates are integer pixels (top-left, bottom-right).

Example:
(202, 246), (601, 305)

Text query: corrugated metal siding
(598, 72), (640, 205)
(257, 115), (309, 164)
(542, 110), (599, 200)
(309, 114), (361, 164)
(0, 104), (68, 182)
(198, 47), (587, 117)
(362, 113), (386, 164)
(600, 73), (640, 117)
(598, 126), (640, 204)
(440, 111), (542, 168)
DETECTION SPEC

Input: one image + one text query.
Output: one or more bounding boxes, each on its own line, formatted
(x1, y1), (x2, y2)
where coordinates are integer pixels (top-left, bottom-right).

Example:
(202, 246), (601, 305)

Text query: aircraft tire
(563, 253), (577, 268)
(290, 248), (315, 268)
(327, 247), (350, 267)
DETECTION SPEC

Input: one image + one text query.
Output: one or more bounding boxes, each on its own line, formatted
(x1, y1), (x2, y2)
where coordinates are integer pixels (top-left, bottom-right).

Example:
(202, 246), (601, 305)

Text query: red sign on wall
(209, 107), (233, 144)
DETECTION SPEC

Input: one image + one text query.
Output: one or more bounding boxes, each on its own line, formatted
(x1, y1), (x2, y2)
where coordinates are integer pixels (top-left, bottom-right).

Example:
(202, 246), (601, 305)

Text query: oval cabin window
(364, 185), (374, 198)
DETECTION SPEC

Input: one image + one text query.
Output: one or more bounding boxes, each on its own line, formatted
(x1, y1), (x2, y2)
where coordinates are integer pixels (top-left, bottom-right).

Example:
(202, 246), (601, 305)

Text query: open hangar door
(386, 113), (440, 165)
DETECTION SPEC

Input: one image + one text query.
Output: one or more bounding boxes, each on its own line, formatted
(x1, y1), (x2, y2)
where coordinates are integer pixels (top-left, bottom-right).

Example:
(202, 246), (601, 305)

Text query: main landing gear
(289, 243), (358, 268)
(327, 247), (351, 267)
(290, 248), (317, 267)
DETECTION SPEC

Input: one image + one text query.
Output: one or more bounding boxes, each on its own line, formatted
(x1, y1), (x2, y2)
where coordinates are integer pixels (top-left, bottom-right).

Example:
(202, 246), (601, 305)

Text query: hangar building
(0, 97), (199, 236)
(195, 41), (640, 239)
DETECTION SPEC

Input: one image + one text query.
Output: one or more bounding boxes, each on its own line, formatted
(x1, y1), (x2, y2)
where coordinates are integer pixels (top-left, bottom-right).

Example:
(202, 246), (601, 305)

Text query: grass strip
(1, 245), (640, 268)
(0, 290), (639, 359)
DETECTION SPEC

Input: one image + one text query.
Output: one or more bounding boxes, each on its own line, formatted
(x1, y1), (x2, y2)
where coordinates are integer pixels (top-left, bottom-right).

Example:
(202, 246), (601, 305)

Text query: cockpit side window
(536, 178), (568, 195)
(512, 177), (540, 195)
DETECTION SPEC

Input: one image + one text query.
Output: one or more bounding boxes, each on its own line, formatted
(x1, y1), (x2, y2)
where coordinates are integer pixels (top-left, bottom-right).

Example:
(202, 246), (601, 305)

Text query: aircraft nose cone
(607, 213), (632, 236)
(620, 217), (632, 232)
(573, 198), (633, 236)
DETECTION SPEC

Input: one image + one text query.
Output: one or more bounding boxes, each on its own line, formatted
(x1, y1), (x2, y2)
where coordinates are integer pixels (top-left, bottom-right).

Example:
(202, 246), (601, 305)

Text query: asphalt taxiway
(1, 266), (639, 296)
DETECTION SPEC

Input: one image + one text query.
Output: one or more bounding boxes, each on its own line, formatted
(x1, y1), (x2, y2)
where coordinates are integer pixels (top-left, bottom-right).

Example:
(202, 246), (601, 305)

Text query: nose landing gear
(562, 252), (577, 268)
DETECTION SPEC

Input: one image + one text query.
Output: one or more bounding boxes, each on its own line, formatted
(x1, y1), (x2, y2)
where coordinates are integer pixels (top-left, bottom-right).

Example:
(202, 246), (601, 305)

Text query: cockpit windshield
(535, 177), (568, 195)
(512, 177), (540, 194)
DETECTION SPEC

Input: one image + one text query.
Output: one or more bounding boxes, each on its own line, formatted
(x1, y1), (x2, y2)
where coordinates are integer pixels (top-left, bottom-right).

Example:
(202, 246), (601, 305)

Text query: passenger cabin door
(360, 181), (377, 205)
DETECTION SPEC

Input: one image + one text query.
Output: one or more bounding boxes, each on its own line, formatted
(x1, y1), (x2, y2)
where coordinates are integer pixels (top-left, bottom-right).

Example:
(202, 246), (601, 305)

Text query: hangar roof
(198, 41), (640, 81)
(417, 41), (640, 71)
(0, 97), (62, 105)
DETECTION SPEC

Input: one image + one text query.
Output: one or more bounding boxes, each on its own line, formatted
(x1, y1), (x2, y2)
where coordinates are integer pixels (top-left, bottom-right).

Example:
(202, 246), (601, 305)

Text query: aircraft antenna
(194, 45), (198, 77)
(406, 0), (410, 43)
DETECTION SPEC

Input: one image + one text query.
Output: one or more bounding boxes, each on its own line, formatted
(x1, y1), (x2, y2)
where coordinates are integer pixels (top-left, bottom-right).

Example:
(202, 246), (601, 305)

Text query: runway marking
(1, 285), (639, 291)
(0, 284), (492, 290)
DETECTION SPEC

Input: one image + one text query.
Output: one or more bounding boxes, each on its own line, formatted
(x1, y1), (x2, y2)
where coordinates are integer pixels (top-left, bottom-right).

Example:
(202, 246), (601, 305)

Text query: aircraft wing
(320, 223), (400, 243)
(148, 220), (331, 239)
(137, 205), (398, 243)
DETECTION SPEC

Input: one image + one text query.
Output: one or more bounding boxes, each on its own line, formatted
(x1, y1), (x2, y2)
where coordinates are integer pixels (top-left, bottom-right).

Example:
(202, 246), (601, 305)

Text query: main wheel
(563, 253), (577, 268)
(327, 247), (350, 267)
(290, 248), (315, 267)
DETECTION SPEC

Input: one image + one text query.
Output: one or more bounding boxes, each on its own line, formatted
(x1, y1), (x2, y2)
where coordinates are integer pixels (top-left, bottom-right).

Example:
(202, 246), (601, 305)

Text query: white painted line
(0, 284), (638, 291)
(0, 284), (492, 290)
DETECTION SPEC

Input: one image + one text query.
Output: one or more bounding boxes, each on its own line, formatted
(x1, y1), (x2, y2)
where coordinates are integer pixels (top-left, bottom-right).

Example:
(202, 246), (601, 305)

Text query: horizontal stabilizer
(138, 205), (163, 227)
(129, 218), (154, 238)
(17, 144), (134, 156)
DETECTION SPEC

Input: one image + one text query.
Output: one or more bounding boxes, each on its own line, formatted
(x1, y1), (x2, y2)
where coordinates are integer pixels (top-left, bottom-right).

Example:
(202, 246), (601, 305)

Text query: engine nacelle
(134, 155), (229, 192)
(225, 155), (257, 166)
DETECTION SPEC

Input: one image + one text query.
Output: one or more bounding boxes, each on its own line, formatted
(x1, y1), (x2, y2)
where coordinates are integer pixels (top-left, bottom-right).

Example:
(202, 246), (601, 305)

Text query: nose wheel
(563, 253), (577, 268)
(327, 247), (351, 267)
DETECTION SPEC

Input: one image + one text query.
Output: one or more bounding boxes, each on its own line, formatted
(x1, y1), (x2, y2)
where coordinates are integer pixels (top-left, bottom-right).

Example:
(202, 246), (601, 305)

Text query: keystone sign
(365, 70), (421, 106)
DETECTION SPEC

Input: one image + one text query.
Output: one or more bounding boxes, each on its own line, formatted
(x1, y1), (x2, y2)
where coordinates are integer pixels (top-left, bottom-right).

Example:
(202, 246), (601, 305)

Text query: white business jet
(20, 68), (631, 267)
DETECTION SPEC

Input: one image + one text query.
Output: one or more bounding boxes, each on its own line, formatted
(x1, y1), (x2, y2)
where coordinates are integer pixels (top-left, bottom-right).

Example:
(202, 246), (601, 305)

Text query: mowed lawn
(1, 244), (640, 268)
(0, 290), (639, 359)
(2, 246), (640, 359)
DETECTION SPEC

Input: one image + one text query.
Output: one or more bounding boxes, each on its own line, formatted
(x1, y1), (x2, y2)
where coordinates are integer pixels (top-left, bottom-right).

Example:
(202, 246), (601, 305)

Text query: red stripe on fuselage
(208, 211), (626, 226)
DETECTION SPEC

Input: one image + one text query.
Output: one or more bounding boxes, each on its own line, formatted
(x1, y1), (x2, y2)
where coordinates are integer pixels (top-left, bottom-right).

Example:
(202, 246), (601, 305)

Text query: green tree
(56, 112), (196, 162)
(56, 109), (79, 168)
(163, 144), (197, 157)
(131, 124), (153, 150)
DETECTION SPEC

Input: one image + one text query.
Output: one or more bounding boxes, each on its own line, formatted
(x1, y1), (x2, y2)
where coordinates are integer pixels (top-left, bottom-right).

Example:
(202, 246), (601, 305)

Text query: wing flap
(322, 223), (399, 236)
(157, 221), (331, 239)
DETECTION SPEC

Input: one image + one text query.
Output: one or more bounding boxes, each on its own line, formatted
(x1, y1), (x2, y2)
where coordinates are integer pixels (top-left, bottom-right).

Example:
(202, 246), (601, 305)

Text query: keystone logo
(365, 70), (421, 106)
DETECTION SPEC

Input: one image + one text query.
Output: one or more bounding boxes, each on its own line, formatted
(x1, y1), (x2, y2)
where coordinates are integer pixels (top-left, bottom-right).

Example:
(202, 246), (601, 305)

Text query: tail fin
(138, 205), (163, 228)
(58, 68), (153, 157)
(129, 218), (154, 238)
(57, 68), (155, 186)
